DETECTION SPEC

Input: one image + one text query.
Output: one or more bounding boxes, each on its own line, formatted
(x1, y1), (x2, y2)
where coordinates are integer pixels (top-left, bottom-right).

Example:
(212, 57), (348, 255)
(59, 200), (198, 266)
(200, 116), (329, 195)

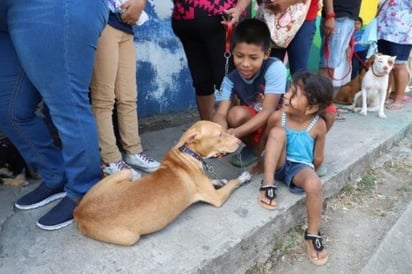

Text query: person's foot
(124, 152), (160, 173)
(36, 196), (77, 231)
(15, 183), (66, 210)
(230, 146), (257, 167)
(102, 159), (141, 180)
(259, 181), (277, 210)
(386, 101), (403, 110)
(317, 165), (328, 177)
(304, 230), (329, 266)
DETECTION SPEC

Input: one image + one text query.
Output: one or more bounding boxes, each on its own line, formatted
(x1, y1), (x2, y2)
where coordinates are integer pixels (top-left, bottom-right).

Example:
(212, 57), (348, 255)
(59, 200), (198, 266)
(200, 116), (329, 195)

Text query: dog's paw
(212, 179), (228, 189)
(360, 110), (367, 116)
(378, 113), (387, 119)
(238, 171), (251, 184)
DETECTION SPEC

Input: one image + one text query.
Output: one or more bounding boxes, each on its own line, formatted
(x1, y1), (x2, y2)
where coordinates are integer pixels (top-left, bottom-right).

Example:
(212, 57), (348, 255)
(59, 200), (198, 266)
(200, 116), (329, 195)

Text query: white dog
(350, 54), (396, 119)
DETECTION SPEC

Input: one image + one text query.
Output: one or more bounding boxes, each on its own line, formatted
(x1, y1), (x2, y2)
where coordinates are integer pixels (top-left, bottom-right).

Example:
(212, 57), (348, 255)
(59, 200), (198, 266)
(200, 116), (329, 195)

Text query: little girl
(259, 72), (333, 266)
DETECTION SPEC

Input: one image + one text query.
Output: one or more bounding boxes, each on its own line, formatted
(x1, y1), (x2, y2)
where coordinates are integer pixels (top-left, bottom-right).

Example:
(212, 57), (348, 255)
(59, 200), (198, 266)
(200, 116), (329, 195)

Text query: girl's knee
(305, 177), (323, 194)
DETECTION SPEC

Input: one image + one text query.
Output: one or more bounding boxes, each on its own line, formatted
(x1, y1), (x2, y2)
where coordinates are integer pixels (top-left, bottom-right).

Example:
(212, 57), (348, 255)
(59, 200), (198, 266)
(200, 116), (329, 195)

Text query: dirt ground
(247, 132), (412, 274)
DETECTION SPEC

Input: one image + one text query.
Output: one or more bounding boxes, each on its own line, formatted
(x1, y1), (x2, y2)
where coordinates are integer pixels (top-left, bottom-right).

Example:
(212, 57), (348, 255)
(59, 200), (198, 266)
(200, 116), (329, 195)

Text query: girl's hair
(291, 72), (333, 113)
(231, 18), (271, 51)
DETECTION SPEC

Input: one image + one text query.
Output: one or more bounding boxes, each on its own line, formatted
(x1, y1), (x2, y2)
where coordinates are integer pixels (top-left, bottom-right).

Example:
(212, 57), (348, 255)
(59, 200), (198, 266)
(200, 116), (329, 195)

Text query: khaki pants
(90, 25), (142, 163)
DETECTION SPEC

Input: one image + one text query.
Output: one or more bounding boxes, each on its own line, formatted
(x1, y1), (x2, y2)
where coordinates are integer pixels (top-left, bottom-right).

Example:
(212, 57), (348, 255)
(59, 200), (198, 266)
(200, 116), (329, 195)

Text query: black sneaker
(36, 196), (76, 231)
(15, 183), (66, 210)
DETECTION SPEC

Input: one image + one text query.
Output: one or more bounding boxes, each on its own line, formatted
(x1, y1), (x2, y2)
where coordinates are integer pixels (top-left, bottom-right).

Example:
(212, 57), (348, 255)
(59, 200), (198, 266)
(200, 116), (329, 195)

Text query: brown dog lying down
(74, 121), (251, 246)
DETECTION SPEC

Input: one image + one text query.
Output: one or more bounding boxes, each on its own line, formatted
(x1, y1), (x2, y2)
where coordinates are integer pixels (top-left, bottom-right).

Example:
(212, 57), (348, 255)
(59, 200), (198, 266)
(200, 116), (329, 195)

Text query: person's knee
(268, 126), (285, 141)
(227, 106), (249, 127)
(304, 176), (323, 195)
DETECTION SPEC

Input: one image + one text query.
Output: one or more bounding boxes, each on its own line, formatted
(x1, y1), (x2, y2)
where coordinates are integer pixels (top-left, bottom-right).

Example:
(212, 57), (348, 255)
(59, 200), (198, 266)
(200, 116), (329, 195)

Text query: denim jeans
(0, 0), (108, 199)
(271, 20), (317, 75)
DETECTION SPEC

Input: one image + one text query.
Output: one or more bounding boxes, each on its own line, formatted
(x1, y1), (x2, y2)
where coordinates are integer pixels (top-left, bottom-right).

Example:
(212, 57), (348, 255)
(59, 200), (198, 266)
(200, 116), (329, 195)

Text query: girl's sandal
(304, 229), (329, 266)
(258, 183), (277, 210)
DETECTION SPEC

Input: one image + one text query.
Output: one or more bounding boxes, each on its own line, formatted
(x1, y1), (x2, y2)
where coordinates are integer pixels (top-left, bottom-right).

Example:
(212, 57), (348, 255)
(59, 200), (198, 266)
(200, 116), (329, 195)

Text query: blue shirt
(215, 57), (287, 107)
(282, 112), (319, 168)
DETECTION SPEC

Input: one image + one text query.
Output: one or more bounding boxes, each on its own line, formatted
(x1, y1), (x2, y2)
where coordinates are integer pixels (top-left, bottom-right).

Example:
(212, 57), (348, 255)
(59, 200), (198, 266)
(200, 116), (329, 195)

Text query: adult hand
(322, 17), (335, 37)
(120, 0), (145, 25)
(222, 6), (243, 25)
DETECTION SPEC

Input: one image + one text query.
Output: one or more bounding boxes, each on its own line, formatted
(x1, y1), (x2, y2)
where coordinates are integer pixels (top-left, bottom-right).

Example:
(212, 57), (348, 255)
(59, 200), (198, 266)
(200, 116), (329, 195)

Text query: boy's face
(232, 42), (270, 80)
(355, 20), (362, 31)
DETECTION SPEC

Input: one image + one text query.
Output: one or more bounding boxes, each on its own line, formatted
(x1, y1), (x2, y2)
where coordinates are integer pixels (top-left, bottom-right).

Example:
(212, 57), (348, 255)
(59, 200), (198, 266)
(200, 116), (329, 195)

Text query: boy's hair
(291, 72), (333, 113)
(231, 19), (271, 51)
(356, 17), (363, 26)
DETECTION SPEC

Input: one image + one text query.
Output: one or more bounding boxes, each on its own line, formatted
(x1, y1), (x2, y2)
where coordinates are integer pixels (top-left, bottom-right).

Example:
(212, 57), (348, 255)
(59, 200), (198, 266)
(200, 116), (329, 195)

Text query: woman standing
(172, 0), (251, 121)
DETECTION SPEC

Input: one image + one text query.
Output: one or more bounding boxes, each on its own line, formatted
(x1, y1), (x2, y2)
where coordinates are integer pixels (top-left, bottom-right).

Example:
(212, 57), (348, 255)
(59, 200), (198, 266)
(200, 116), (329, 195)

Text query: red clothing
(306, 0), (319, 21)
(172, 0), (236, 20)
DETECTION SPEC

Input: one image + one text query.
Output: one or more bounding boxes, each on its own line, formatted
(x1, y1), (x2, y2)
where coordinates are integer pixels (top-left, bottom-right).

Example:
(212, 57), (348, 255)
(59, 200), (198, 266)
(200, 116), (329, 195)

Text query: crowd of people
(0, 0), (410, 267)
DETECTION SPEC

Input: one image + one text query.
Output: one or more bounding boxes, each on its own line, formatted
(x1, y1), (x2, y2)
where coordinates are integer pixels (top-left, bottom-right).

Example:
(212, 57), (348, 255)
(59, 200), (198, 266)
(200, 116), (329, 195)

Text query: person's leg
(0, 31), (67, 190)
(378, 39), (412, 109)
(292, 168), (328, 265)
(90, 25), (123, 163)
(287, 20), (317, 75)
(259, 126), (287, 209)
(320, 17), (355, 85)
(116, 31), (160, 172)
(173, 16), (227, 121)
(7, 0), (108, 200)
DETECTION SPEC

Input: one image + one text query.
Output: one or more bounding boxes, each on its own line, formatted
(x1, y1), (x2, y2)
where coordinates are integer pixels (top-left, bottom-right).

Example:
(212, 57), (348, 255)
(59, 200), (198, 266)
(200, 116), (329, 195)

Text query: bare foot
(386, 101), (403, 110)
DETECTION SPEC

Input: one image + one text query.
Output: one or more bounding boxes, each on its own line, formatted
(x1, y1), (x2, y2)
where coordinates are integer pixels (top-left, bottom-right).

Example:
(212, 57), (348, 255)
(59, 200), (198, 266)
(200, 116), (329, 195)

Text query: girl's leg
(293, 169), (328, 264)
(259, 127), (286, 208)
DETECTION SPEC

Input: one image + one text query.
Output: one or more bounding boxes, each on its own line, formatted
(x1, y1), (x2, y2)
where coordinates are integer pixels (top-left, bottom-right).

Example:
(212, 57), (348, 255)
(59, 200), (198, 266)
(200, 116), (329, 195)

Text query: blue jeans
(0, 0), (108, 199)
(271, 20), (317, 75)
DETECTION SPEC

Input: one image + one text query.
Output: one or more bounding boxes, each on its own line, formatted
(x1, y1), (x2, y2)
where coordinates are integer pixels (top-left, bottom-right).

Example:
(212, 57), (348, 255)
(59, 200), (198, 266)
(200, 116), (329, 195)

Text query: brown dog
(334, 55), (375, 105)
(74, 121), (251, 246)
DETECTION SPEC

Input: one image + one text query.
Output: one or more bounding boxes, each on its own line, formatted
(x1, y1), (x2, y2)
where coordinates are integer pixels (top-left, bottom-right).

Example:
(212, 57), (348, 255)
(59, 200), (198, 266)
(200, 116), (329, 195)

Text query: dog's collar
(371, 65), (387, 78)
(178, 146), (204, 162)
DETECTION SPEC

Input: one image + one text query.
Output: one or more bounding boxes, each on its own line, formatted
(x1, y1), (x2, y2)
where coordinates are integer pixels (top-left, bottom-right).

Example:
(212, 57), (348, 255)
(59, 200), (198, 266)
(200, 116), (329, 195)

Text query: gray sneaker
(124, 152), (160, 173)
(102, 160), (141, 180)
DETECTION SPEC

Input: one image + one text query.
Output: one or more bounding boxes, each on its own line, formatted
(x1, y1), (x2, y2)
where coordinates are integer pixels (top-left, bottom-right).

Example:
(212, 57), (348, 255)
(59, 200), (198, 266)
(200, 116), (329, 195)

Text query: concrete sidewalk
(1, 103), (412, 274)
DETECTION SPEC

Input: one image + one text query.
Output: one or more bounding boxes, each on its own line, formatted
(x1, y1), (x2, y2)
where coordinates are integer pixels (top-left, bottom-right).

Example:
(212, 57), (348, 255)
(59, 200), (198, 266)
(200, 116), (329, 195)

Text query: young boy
(213, 18), (287, 167)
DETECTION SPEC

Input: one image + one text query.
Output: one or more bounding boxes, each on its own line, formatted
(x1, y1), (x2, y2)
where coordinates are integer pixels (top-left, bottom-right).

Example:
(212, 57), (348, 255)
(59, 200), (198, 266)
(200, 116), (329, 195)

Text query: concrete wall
(134, 0), (196, 118)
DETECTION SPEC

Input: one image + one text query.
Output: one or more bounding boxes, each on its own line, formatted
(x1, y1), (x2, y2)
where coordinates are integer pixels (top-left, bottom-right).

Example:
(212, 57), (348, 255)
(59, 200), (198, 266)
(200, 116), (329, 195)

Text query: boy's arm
(213, 100), (232, 130)
(313, 119), (327, 171)
(230, 93), (280, 138)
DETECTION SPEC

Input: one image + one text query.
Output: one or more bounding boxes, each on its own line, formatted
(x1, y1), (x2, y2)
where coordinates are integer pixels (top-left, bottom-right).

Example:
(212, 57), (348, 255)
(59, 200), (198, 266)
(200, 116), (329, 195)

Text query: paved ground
(1, 98), (412, 273)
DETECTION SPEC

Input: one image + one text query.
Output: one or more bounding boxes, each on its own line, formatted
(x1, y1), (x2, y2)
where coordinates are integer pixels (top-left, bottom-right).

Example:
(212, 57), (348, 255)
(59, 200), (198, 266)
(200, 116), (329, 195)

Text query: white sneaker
(123, 152), (160, 173)
(102, 160), (141, 180)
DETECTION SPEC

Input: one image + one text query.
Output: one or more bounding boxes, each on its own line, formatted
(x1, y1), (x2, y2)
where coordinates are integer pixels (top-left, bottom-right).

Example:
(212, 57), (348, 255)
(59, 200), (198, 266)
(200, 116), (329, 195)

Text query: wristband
(325, 12), (336, 20)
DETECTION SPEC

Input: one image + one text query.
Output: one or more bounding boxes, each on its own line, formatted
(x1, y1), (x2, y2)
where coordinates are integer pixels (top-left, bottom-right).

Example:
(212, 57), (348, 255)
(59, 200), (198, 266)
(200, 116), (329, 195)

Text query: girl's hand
(222, 7), (242, 25)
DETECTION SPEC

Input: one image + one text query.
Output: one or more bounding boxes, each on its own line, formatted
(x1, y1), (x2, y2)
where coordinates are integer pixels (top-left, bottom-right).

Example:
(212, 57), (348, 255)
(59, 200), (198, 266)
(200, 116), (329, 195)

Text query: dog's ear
(174, 128), (198, 148)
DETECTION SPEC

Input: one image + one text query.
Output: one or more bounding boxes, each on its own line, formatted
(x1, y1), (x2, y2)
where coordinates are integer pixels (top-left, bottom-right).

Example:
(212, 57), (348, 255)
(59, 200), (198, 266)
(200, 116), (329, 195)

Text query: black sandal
(258, 184), (277, 210)
(304, 229), (328, 265)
